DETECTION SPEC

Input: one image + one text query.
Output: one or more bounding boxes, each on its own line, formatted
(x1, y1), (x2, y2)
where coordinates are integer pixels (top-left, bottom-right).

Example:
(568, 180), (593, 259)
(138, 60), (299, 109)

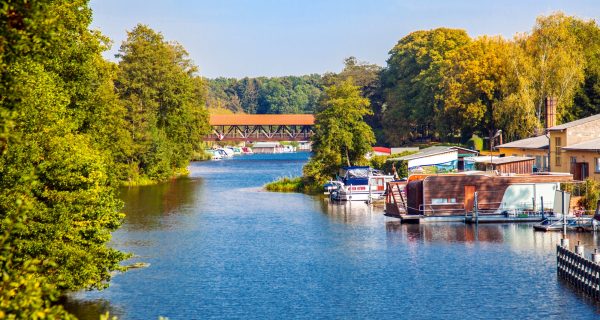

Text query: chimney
(545, 97), (556, 129)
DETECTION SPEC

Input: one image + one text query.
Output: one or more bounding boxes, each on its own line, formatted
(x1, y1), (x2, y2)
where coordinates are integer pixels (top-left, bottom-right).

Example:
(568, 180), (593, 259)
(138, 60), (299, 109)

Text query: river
(66, 153), (600, 319)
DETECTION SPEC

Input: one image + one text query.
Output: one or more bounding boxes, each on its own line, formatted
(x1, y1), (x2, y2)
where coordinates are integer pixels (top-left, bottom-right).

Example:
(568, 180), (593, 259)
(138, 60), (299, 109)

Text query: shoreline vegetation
(264, 151), (416, 194)
(2, 2), (600, 318)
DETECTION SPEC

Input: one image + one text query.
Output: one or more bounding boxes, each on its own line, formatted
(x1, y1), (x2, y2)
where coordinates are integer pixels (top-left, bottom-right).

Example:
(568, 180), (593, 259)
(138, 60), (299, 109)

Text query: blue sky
(90, 0), (600, 78)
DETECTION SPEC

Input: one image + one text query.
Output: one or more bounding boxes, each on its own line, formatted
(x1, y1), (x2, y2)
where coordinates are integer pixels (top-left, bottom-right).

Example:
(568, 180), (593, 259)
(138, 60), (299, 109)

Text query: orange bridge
(206, 114), (315, 142)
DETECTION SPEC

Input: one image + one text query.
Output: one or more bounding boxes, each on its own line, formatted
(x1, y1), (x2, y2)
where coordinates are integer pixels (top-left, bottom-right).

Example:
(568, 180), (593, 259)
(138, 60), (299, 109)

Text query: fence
(557, 239), (600, 300)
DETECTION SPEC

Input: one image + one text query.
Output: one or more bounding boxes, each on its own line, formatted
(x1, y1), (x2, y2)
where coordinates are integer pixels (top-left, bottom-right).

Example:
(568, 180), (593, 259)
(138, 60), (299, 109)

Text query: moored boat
(325, 166), (395, 201)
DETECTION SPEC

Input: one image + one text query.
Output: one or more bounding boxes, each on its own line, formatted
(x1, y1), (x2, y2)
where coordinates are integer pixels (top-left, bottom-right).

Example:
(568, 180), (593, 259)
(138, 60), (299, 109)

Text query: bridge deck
(209, 114), (314, 126)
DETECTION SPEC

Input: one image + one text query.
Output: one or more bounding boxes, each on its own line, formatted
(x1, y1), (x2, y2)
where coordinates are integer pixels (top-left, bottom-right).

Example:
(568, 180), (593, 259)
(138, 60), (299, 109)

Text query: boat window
(432, 198), (457, 204)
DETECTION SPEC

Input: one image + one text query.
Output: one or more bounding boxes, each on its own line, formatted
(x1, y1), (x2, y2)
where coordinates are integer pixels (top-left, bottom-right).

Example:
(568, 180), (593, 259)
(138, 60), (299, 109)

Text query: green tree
(116, 24), (210, 182)
(570, 17), (600, 120)
(522, 12), (586, 124)
(382, 28), (471, 145)
(324, 57), (385, 143)
(303, 79), (374, 185)
(0, 0), (128, 316)
(439, 36), (539, 141)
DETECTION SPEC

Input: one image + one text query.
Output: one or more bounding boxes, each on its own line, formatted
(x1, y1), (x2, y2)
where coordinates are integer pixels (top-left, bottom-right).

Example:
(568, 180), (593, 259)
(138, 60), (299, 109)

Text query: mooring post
(540, 196), (544, 218)
(575, 241), (584, 256)
(592, 249), (600, 264)
(474, 191), (479, 224)
(560, 238), (570, 248)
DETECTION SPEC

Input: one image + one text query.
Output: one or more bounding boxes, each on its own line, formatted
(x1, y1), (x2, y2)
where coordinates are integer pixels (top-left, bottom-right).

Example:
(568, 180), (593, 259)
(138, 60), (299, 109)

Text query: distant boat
(205, 149), (222, 160)
(325, 166), (395, 201)
(533, 216), (596, 232)
(241, 147), (253, 154)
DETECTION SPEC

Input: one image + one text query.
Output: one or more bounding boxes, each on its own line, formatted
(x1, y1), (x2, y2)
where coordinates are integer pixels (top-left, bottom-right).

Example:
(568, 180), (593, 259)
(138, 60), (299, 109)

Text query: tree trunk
(345, 147), (351, 167)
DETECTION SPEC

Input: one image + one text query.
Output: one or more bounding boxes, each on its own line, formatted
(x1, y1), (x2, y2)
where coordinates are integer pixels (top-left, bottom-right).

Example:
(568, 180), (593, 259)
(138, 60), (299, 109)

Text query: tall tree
(439, 36), (538, 142)
(570, 17), (600, 120)
(0, 0), (128, 316)
(303, 79), (374, 184)
(382, 28), (471, 145)
(324, 57), (385, 143)
(116, 24), (210, 182)
(522, 12), (586, 124)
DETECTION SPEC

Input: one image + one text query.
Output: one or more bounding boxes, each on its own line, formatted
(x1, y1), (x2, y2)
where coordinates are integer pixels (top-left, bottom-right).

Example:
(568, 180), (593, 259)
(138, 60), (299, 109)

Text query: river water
(66, 153), (600, 319)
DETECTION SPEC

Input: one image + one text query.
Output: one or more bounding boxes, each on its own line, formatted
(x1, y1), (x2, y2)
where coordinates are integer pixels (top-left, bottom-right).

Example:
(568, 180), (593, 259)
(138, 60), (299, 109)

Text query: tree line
(206, 74), (323, 114)
(381, 13), (600, 145)
(218, 13), (599, 147)
(0, 1), (209, 317)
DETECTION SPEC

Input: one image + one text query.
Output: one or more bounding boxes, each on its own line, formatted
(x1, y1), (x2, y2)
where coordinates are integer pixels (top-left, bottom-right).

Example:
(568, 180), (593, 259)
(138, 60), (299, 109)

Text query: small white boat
(324, 166), (395, 201)
(205, 149), (222, 160)
(217, 148), (234, 158)
(282, 145), (296, 153)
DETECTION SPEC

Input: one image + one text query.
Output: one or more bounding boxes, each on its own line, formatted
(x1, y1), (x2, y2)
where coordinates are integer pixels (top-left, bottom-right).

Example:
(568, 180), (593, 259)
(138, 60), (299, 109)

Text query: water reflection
(61, 298), (119, 320)
(119, 177), (202, 231)
(385, 220), (600, 251)
(318, 199), (381, 225)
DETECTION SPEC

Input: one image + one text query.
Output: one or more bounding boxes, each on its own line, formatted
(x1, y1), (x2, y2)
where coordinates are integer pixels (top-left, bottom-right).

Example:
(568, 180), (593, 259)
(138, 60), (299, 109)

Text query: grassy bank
(122, 167), (190, 187)
(265, 176), (305, 192)
(264, 176), (324, 194)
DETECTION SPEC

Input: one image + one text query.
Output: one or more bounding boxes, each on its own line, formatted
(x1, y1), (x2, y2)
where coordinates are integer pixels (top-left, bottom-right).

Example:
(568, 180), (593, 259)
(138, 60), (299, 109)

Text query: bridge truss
(205, 114), (315, 142)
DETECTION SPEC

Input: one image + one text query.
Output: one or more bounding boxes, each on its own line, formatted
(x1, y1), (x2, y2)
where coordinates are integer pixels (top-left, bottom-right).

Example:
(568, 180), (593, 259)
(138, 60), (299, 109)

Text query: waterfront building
(496, 113), (600, 182)
(389, 146), (478, 174)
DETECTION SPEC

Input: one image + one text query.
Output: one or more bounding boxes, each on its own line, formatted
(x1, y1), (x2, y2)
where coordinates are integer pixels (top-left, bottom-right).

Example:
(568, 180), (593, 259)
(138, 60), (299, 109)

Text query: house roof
(562, 137), (600, 152)
(372, 146), (391, 154)
(389, 146), (457, 161)
(210, 114), (315, 126)
(495, 135), (549, 150)
(477, 156), (535, 165)
(548, 113), (600, 131)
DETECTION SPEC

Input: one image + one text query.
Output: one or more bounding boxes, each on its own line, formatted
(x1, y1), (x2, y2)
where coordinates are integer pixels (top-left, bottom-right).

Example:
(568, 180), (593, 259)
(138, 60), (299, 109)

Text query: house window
(555, 137), (562, 166)
(596, 158), (600, 173)
(571, 156), (577, 163)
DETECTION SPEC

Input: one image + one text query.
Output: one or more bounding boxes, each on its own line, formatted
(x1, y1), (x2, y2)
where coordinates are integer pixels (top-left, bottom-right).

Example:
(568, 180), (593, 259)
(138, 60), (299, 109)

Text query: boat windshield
(346, 168), (370, 179)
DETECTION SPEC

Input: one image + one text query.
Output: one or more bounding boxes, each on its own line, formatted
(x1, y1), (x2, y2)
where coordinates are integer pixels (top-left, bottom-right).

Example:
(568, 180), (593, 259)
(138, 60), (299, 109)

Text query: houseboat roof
(562, 137), (600, 152)
(548, 113), (600, 131)
(408, 170), (571, 180)
(495, 135), (549, 150)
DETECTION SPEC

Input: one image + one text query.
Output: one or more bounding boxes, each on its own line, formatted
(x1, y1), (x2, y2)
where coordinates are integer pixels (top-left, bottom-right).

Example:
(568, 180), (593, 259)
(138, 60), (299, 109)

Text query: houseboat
(324, 166), (395, 201)
(385, 171), (573, 223)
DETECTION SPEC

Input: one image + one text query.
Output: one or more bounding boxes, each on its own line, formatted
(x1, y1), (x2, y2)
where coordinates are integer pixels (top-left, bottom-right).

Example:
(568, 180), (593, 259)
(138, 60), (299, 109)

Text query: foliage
(324, 57), (386, 143)
(521, 13), (586, 124)
(206, 75), (323, 114)
(116, 24), (210, 183)
(370, 151), (417, 178)
(379, 13), (600, 147)
(439, 36), (539, 141)
(382, 28), (471, 145)
(467, 135), (484, 151)
(0, 0), (130, 317)
(303, 79), (374, 185)
(579, 178), (600, 212)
